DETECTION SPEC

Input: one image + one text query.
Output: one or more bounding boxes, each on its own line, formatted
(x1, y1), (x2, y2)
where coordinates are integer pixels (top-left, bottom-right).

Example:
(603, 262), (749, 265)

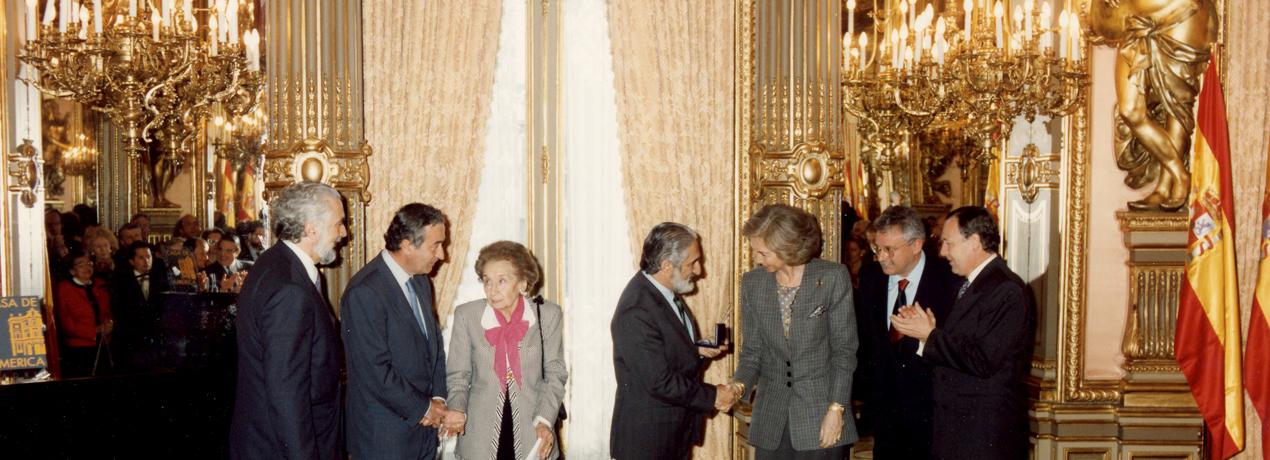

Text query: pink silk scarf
(484, 297), (528, 389)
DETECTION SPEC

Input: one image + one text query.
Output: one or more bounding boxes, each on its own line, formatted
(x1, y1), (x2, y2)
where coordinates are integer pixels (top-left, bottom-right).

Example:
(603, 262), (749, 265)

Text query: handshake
(419, 399), (468, 438)
(714, 382), (744, 412)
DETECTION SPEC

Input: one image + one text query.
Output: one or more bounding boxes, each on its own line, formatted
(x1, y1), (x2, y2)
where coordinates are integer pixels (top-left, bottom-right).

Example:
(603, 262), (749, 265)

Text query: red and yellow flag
(1175, 57), (1244, 459)
(1247, 140), (1270, 459)
(984, 155), (1001, 219)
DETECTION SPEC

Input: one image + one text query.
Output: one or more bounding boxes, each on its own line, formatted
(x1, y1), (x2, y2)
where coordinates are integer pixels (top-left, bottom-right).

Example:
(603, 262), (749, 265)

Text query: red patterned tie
(889, 279), (910, 343)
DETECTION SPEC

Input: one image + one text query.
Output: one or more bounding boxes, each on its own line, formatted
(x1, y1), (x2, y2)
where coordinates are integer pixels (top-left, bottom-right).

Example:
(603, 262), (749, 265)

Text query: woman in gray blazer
(444, 241), (567, 460)
(727, 204), (859, 459)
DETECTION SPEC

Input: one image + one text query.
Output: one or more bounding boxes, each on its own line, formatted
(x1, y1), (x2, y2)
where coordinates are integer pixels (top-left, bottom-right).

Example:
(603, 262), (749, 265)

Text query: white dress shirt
(283, 241), (319, 287)
(886, 252), (927, 330)
(643, 272), (695, 341)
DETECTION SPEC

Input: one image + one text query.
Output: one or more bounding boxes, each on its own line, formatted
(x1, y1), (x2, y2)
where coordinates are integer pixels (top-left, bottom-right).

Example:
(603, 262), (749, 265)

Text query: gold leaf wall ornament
(7, 140), (42, 208)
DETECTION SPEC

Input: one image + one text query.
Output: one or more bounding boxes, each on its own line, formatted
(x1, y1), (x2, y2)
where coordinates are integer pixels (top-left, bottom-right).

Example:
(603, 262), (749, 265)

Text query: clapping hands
(890, 301), (936, 340)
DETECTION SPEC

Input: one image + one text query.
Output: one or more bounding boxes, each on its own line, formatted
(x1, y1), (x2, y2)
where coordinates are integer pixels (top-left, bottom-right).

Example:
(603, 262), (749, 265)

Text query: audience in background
(44, 205), (260, 379)
(235, 220), (266, 261)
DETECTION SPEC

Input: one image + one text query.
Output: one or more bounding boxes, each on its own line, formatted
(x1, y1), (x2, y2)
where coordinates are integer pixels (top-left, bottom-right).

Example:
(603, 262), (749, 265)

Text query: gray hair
(270, 182), (342, 243)
(872, 205), (926, 242)
(639, 222), (699, 275)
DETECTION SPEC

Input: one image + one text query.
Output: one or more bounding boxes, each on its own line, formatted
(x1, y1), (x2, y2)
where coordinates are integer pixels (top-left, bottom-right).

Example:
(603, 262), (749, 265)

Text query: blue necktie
(405, 281), (429, 340)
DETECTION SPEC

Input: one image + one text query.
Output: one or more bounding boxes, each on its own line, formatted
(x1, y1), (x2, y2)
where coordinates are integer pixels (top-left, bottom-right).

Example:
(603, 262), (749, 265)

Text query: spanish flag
(1175, 57), (1244, 459)
(1246, 140), (1270, 459)
(984, 154), (1001, 219)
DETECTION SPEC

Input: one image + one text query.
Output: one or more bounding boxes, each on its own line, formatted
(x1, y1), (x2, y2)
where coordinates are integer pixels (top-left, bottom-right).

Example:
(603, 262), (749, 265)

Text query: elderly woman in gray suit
(443, 241), (568, 460)
(725, 204), (859, 459)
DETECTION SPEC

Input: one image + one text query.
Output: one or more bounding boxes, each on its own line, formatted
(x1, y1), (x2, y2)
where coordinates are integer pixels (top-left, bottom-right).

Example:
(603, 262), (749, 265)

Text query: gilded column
(744, 0), (846, 263)
(263, 0), (371, 311)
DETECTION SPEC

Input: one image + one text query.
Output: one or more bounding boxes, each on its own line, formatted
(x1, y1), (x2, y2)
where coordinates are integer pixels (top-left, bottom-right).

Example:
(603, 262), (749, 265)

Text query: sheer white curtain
(451, 0), (529, 308)
(560, 0), (633, 457)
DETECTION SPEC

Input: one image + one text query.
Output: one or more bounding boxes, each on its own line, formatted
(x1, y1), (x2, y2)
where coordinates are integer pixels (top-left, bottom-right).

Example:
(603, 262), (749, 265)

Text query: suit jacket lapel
(946, 257), (1001, 327)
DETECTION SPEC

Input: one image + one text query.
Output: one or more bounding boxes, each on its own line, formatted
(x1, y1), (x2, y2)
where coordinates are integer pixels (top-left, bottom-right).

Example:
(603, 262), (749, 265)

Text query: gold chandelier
(62, 133), (99, 176)
(211, 102), (266, 171)
(17, 0), (262, 162)
(842, 0), (1088, 166)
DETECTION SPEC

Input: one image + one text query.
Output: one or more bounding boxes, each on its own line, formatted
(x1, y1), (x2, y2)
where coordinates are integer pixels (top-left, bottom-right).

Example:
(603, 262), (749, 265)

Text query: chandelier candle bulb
(58, 0), (68, 33)
(993, 1), (1003, 49)
(210, 17), (218, 55)
(25, 0), (37, 43)
(93, 0), (101, 35)
(151, 10), (159, 42)
(1024, 0), (1033, 38)
(847, 0), (855, 36)
(859, 32), (869, 70)
(964, 0), (973, 42)
(1057, 10), (1067, 59)
(908, 0), (916, 30)
(227, 0), (238, 45)
(78, 5), (88, 39)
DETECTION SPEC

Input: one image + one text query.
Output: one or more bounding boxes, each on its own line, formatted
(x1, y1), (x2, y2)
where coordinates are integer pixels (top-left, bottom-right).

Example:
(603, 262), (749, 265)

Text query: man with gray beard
(230, 182), (348, 460)
(610, 222), (733, 460)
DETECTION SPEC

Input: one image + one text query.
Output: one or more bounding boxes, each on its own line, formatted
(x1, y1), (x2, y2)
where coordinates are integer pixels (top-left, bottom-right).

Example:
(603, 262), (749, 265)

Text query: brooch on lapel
(808, 304), (828, 318)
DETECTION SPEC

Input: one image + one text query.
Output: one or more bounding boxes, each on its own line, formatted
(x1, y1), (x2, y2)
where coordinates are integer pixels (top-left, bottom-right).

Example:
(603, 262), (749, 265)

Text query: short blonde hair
(474, 241), (543, 296)
(742, 204), (822, 265)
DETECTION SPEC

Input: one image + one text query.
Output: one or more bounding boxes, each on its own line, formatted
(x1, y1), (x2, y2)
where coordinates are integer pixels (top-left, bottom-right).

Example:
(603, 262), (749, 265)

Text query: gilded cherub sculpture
(1088, 0), (1217, 211)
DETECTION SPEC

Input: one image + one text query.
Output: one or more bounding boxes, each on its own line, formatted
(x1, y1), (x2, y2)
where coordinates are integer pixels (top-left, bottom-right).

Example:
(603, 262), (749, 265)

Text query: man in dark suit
(110, 242), (169, 371)
(230, 182), (348, 460)
(892, 206), (1035, 460)
(341, 203), (449, 460)
(206, 236), (254, 292)
(610, 222), (733, 460)
(856, 206), (962, 459)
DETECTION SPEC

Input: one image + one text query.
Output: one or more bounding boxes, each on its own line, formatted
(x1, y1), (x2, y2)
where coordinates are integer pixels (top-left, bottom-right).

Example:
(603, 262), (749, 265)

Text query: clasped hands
(890, 301), (936, 341)
(714, 381), (744, 412)
(421, 399), (460, 435)
(435, 405), (555, 459)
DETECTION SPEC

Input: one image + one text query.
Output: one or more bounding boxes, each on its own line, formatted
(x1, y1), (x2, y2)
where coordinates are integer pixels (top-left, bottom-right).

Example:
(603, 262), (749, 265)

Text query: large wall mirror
(34, 0), (267, 241)
(21, 0), (268, 382)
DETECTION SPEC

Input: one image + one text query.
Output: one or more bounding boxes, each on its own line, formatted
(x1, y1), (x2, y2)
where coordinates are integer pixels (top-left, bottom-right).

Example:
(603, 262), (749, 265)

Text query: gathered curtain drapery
(362, 0), (504, 324)
(608, 1), (737, 458)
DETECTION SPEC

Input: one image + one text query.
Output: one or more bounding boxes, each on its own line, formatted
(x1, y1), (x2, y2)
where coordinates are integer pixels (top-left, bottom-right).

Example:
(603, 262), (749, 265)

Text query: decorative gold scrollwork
(7, 139), (42, 208)
(263, 138), (372, 203)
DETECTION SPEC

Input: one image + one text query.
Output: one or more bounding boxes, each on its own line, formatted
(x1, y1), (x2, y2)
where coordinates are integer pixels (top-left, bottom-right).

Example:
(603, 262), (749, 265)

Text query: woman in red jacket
(55, 250), (114, 378)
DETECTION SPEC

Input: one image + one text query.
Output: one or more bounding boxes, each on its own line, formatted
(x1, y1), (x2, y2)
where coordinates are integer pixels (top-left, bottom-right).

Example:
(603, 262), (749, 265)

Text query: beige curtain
(362, 0), (503, 323)
(608, 1), (736, 458)
(1226, 0), (1270, 457)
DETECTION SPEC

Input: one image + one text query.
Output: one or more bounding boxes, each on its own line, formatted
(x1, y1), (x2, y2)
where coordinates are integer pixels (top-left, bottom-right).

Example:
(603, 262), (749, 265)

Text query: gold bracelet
(828, 402), (845, 413)
(731, 381), (746, 394)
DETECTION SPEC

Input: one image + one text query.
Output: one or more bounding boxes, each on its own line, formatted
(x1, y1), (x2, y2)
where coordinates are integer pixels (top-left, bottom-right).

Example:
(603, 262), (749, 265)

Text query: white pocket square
(807, 305), (828, 318)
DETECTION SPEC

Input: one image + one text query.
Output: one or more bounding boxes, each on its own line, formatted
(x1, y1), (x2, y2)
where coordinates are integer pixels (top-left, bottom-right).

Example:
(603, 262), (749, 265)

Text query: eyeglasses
(875, 239), (917, 258)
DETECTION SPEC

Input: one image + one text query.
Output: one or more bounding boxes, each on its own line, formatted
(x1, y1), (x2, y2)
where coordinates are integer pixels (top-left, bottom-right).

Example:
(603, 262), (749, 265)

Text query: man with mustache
(230, 182), (348, 460)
